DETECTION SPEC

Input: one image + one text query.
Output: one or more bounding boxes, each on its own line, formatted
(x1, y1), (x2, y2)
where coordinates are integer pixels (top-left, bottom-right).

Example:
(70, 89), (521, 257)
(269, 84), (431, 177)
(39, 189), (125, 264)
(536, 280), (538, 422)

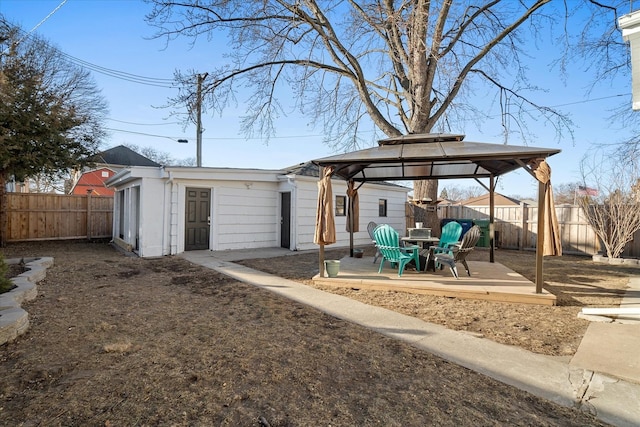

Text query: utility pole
(195, 73), (207, 167)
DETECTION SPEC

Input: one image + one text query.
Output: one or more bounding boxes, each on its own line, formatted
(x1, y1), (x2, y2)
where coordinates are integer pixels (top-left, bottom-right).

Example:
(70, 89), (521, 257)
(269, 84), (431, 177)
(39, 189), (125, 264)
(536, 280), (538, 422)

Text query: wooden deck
(313, 255), (557, 306)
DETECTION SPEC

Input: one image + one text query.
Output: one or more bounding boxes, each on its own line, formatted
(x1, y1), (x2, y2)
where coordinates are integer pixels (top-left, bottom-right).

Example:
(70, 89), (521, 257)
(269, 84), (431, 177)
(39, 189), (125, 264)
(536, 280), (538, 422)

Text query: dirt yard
(239, 247), (633, 358)
(1, 241), (629, 426)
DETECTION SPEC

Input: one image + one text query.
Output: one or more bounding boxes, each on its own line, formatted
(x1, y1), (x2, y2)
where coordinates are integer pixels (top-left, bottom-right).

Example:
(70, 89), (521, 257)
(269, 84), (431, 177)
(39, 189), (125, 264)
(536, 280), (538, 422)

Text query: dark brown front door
(280, 192), (291, 249)
(185, 188), (210, 251)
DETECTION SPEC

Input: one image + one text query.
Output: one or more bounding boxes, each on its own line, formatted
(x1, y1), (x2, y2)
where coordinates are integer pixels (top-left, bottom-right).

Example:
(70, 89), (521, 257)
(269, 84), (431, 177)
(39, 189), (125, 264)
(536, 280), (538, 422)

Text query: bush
(0, 253), (15, 293)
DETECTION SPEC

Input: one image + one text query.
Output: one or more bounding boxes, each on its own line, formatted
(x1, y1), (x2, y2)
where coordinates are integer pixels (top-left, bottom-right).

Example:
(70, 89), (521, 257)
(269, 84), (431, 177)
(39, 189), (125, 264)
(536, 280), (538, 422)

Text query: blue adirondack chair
(373, 224), (420, 277)
(425, 221), (463, 270)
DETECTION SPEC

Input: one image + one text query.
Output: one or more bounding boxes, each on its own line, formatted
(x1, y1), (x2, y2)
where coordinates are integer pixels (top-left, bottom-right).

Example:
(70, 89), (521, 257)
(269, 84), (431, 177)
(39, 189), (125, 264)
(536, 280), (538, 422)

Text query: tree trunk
(413, 179), (440, 232)
(0, 173), (7, 247)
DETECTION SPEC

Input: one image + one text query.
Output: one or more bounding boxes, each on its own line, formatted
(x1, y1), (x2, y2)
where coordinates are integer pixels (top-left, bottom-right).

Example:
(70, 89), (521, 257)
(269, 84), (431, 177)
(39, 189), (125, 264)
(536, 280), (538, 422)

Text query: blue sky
(1, 0), (633, 199)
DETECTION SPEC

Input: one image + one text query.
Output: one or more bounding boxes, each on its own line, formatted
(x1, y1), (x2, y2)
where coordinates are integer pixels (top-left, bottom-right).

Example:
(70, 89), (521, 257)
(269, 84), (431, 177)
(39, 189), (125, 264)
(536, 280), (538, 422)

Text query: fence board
(4, 193), (113, 242)
(432, 203), (640, 257)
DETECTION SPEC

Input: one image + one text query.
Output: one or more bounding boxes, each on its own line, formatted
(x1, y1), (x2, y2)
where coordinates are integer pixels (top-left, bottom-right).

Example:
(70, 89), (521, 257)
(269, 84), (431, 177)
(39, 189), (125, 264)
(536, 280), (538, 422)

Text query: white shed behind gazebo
(105, 162), (409, 258)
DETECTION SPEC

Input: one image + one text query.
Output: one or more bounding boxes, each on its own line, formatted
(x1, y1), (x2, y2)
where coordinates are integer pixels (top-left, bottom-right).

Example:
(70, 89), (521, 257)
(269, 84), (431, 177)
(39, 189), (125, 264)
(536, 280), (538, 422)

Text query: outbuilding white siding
(290, 175), (408, 251)
(620, 10), (640, 110)
(106, 165), (409, 257)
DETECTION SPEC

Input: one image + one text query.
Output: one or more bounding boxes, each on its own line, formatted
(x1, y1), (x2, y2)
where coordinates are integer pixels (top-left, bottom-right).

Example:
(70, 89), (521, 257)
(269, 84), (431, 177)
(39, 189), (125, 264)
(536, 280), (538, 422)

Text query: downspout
(163, 169), (173, 256)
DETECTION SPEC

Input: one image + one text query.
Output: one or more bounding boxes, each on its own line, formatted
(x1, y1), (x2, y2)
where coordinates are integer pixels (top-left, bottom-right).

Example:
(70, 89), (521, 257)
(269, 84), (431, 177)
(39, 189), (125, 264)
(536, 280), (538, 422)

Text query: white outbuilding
(105, 162), (409, 257)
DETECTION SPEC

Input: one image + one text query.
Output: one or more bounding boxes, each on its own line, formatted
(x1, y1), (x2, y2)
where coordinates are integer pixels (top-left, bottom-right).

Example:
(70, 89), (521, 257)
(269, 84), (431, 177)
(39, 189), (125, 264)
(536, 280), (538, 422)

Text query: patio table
(401, 236), (440, 271)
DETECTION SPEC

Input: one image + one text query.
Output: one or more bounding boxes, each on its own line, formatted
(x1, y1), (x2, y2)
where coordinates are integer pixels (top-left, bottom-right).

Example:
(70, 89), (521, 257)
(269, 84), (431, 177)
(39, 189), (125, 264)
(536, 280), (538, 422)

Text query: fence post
(520, 203), (527, 250)
(86, 191), (92, 240)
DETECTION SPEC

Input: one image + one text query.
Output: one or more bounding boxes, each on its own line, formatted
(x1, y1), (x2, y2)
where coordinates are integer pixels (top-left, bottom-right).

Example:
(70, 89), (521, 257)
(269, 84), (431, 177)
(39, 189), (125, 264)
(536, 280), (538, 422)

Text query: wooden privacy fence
(406, 203), (640, 258)
(4, 193), (113, 242)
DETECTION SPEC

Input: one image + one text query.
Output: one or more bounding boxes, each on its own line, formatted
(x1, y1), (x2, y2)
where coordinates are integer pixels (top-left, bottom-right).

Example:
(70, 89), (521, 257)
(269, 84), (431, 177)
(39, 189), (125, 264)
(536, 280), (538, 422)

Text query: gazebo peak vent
(379, 133), (465, 146)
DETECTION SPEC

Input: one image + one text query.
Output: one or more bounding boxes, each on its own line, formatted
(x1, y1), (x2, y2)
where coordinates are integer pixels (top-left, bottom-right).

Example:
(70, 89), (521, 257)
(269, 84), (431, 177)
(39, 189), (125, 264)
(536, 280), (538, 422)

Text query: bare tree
(439, 184), (484, 202)
(147, 1), (627, 229)
(28, 173), (67, 193)
(552, 182), (582, 205)
(578, 148), (640, 259)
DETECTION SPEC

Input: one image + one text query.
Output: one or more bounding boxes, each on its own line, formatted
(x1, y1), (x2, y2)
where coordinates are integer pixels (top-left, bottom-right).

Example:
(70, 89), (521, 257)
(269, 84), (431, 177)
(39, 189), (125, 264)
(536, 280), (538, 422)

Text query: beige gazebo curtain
(346, 180), (359, 233)
(532, 159), (562, 257)
(314, 166), (336, 246)
(315, 166), (336, 277)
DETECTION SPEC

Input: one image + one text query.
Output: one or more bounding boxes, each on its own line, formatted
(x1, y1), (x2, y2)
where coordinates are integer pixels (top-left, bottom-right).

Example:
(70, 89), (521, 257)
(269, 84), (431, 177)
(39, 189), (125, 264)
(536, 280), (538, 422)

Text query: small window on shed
(101, 170), (109, 178)
(378, 199), (387, 217)
(335, 195), (346, 216)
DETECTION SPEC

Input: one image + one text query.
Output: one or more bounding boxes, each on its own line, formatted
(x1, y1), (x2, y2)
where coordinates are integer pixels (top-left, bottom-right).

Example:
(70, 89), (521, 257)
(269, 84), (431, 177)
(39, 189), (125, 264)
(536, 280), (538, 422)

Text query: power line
(107, 118), (181, 126)
(108, 92), (627, 141)
(547, 93), (627, 108)
(10, 26), (178, 88)
(106, 127), (325, 141)
(55, 50), (178, 88)
(488, 93), (627, 120)
(105, 127), (185, 141)
(6, 18), (627, 113)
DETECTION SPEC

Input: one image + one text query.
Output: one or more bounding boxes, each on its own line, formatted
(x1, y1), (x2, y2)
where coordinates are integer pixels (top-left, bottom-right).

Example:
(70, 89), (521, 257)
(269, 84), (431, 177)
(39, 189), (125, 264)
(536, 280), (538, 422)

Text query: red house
(70, 167), (116, 195)
(70, 145), (161, 196)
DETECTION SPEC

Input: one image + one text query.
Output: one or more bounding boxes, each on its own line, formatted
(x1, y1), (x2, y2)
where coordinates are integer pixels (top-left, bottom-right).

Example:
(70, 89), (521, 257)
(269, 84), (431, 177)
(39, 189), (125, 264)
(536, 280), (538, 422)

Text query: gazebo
(312, 133), (562, 293)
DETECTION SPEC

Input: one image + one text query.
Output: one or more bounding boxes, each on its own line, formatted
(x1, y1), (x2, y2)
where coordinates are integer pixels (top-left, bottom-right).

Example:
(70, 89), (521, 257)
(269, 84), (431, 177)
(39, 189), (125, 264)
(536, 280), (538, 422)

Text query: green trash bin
(473, 219), (491, 247)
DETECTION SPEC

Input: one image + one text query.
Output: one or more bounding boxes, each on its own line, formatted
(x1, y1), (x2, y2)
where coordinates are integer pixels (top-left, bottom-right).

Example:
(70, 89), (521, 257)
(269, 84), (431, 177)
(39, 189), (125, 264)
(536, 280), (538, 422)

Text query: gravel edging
(0, 257), (54, 345)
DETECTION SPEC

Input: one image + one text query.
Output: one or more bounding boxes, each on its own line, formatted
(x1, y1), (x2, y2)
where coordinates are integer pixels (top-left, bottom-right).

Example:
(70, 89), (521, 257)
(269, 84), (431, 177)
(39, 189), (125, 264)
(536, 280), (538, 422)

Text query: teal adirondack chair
(425, 221), (463, 270)
(373, 224), (420, 276)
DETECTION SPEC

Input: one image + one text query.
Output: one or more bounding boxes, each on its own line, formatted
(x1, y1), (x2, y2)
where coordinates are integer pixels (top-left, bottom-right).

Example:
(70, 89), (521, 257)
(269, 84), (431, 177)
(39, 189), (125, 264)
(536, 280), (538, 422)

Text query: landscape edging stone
(0, 257), (54, 345)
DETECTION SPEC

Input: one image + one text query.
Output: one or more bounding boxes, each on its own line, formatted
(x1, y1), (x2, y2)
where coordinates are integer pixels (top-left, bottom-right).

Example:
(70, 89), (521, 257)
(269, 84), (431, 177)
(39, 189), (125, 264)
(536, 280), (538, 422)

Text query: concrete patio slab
(313, 254), (556, 305)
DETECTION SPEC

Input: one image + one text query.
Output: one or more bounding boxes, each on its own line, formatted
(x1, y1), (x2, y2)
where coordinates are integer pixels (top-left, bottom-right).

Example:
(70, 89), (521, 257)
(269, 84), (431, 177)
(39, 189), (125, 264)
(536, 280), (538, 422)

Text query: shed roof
(312, 133), (560, 182)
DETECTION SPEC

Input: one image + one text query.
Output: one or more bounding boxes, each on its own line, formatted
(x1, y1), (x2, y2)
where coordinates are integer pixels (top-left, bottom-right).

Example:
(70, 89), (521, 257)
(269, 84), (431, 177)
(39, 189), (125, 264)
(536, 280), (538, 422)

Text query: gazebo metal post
(489, 175), (495, 263)
(318, 166), (326, 278)
(514, 159), (546, 294)
(349, 195), (354, 257)
(473, 176), (496, 264)
(346, 179), (363, 257)
(319, 244), (325, 278)
(535, 180), (546, 293)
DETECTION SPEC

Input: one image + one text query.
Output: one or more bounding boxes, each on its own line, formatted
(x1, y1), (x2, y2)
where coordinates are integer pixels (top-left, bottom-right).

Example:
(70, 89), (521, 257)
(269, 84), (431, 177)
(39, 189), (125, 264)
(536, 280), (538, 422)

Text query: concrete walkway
(572, 276), (640, 388)
(180, 249), (640, 427)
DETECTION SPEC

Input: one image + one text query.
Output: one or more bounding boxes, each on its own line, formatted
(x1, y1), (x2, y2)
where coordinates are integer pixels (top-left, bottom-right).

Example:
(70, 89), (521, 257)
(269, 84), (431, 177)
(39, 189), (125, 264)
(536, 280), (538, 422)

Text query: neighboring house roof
(459, 193), (523, 206)
(436, 198), (457, 205)
(282, 161), (321, 177)
(71, 146), (159, 194)
(92, 145), (161, 168)
(71, 167), (116, 196)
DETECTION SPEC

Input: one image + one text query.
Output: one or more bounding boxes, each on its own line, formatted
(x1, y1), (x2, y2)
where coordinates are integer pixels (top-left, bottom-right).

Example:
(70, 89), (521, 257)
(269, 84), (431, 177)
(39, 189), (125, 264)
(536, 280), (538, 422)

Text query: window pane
(378, 199), (387, 217)
(335, 195), (346, 216)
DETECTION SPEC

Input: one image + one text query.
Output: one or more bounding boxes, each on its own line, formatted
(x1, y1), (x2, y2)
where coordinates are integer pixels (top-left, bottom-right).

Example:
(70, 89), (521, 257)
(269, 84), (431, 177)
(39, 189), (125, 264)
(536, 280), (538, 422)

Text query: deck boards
(313, 255), (556, 306)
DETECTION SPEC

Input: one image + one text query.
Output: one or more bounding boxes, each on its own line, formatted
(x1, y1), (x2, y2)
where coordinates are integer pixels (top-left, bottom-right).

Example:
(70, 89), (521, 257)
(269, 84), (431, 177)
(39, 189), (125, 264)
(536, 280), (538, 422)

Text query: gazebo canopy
(312, 133), (560, 182)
